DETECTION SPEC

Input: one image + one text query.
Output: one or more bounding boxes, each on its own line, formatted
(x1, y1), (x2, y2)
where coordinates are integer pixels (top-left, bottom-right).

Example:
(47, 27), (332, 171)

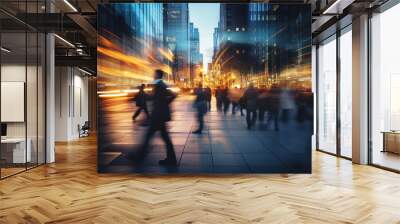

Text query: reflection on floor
(98, 95), (312, 173)
(0, 163), (39, 178)
(0, 167), (25, 178)
(373, 150), (400, 171)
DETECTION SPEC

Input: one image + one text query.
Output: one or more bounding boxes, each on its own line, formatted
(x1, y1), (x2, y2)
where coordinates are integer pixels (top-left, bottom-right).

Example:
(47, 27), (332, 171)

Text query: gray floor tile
(180, 153), (213, 167)
(212, 153), (246, 166)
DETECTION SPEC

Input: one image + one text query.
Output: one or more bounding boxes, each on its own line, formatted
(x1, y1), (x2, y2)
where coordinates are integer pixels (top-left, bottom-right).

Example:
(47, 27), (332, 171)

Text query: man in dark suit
(243, 83), (258, 129)
(131, 69), (177, 166)
(132, 84), (149, 121)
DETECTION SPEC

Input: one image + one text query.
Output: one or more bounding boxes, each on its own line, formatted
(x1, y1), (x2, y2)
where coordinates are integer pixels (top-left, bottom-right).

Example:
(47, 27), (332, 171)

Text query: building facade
(98, 3), (164, 86)
(163, 3), (190, 86)
(212, 3), (251, 88)
(189, 22), (203, 87)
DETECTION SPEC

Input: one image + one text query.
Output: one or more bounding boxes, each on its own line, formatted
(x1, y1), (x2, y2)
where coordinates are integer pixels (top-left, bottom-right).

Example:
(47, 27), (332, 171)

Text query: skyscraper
(212, 3), (252, 87)
(98, 3), (164, 85)
(190, 22), (203, 87)
(163, 3), (190, 85)
(248, 4), (311, 86)
(212, 24), (221, 60)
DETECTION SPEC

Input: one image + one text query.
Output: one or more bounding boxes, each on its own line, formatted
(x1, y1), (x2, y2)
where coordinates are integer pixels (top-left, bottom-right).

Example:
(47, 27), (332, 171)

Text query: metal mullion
(44, 0), (48, 165)
(336, 29), (341, 157)
(25, 0), (28, 171)
(0, 23), (2, 179)
(36, 0), (39, 168)
(315, 44), (320, 151)
(367, 11), (373, 166)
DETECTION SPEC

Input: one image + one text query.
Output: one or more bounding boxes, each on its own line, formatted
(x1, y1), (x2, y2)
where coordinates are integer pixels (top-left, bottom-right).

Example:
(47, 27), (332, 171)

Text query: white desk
(1, 138), (31, 163)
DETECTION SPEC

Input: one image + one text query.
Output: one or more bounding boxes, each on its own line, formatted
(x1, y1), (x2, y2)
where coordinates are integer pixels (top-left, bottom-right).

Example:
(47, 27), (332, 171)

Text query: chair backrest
(82, 121), (90, 129)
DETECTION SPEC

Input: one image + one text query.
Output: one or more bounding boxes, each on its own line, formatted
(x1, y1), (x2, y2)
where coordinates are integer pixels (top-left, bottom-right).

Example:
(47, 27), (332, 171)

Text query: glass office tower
(163, 3), (190, 85)
(97, 3), (164, 87)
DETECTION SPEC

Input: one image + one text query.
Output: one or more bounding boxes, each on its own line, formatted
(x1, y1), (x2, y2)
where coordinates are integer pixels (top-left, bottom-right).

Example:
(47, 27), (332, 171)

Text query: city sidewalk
(98, 95), (312, 173)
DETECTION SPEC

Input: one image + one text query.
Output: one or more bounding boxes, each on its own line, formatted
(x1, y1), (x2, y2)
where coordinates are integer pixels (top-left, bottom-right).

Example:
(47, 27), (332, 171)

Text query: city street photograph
(97, 3), (313, 173)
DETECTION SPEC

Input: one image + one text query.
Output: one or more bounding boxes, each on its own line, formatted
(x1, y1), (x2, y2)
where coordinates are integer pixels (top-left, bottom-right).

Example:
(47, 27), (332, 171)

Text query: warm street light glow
(158, 48), (174, 62)
(97, 90), (121, 94)
(98, 93), (128, 98)
(122, 89), (140, 93)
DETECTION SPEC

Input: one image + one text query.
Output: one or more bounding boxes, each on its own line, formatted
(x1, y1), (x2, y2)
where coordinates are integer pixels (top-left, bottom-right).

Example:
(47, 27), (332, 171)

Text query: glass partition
(0, 1), (46, 179)
(1, 30), (28, 177)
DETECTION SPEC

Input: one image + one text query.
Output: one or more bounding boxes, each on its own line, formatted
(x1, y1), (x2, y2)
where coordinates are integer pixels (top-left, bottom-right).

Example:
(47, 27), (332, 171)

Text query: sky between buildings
(188, 3), (220, 73)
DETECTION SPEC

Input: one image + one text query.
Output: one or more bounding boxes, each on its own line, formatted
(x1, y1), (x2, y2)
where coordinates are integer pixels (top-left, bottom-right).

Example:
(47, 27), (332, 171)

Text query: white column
(55, 67), (73, 141)
(352, 14), (369, 164)
(46, 32), (55, 163)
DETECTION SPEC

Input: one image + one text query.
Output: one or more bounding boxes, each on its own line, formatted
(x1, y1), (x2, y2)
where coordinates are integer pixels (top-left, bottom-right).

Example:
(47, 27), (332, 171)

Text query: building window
(339, 28), (352, 158)
(370, 3), (400, 171)
(317, 36), (337, 155)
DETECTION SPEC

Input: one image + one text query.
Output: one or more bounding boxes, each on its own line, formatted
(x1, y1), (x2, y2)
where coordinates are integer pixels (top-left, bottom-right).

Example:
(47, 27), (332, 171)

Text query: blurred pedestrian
(239, 95), (246, 116)
(132, 84), (149, 121)
(204, 87), (212, 111)
(222, 87), (230, 114)
(280, 85), (295, 123)
(266, 86), (280, 131)
(243, 83), (258, 129)
(193, 86), (208, 134)
(228, 87), (242, 115)
(215, 87), (223, 111)
(128, 69), (177, 166)
(258, 90), (268, 123)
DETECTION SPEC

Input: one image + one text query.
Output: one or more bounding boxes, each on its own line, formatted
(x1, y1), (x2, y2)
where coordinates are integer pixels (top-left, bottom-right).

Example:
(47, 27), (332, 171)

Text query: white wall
(55, 67), (89, 141)
(1, 65), (41, 138)
(1, 63), (46, 164)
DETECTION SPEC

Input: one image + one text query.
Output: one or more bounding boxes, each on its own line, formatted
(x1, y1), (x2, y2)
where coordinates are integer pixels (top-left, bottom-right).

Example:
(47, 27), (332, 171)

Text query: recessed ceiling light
(78, 67), (93, 76)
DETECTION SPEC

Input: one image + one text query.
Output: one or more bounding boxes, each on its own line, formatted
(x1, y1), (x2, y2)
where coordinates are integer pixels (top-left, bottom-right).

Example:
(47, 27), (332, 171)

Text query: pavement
(98, 94), (312, 173)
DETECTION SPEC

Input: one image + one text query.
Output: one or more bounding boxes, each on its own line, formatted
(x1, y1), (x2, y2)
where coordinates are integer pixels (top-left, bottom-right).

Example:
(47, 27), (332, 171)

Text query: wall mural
(97, 3), (313, 173)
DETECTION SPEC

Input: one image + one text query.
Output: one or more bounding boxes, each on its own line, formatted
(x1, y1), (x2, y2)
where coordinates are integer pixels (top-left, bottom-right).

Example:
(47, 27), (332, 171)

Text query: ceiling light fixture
(322, 0), (342, 14)
(54, 34), (75, 48)
(63, 0), (78, 12)
(1, 47), (11, 53)
(78, 67), (93, 76)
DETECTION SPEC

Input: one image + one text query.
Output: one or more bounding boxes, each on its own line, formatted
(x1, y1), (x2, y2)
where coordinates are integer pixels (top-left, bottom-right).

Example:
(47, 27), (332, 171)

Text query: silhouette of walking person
(193, 86), (208, 134)
(128, 69), (177, 166)
(132, 84), (149, 121)
(244, 83), (258, 129)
